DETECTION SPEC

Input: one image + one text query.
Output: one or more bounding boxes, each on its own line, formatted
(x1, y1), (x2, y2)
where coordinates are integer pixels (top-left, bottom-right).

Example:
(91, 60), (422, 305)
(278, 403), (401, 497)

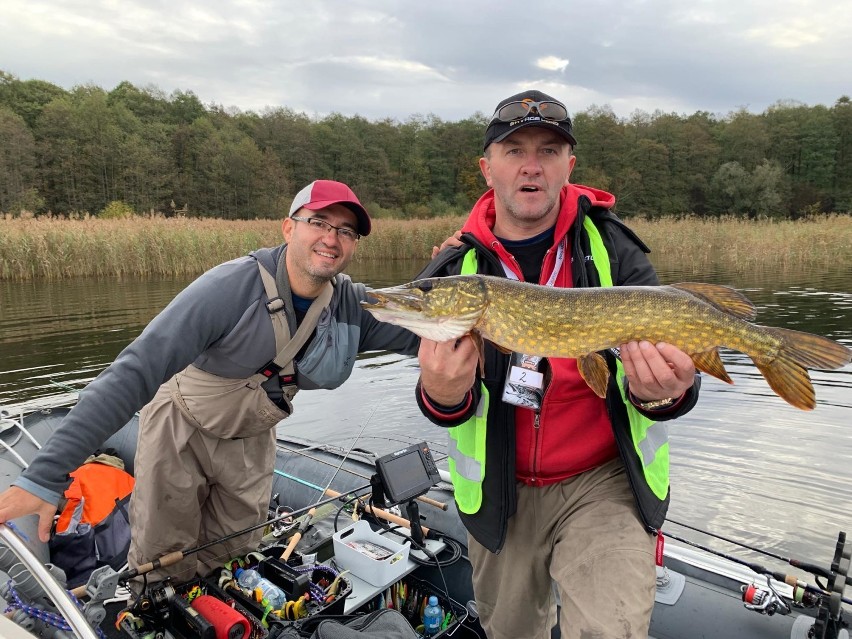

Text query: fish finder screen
(374, 443), (440, 505)
(384, 455), (425, 495)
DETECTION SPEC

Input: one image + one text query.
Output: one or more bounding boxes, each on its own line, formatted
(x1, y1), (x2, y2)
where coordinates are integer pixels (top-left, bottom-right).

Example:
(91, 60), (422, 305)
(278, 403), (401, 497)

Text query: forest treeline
(1, 69), (851, 220)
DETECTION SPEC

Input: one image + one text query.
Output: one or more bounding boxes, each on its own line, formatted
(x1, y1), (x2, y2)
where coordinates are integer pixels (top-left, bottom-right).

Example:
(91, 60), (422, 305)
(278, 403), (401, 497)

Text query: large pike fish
(362, 275), (852, 411)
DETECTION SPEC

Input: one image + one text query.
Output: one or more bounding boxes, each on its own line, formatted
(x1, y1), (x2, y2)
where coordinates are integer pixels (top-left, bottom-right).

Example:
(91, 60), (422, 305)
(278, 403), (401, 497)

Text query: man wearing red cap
(416, 91), (700, 638)
(0, 180), (418, 582)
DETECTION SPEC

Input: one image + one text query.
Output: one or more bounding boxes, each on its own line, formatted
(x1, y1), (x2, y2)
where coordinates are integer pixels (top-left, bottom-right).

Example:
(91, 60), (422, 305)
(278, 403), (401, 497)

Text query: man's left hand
(620, 341), (696, 402)
(431, 230), (463, 259)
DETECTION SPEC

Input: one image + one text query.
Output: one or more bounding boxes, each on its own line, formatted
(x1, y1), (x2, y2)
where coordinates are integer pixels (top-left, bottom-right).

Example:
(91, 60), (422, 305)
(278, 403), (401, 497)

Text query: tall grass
(627, 215), (851, 275)
(1, 214), (849, 280)
(0, 216), (281, 280)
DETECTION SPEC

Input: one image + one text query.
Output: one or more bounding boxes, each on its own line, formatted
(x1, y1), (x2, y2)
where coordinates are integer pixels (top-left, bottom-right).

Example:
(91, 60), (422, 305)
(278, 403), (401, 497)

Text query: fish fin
(770, 327), (852, 371)
(753, 355), (816, 411)
(752, 326), (852, 411)
(690, 349), (733, 384)
(577, 353), (610, 398)
(670, 283), (757, 321)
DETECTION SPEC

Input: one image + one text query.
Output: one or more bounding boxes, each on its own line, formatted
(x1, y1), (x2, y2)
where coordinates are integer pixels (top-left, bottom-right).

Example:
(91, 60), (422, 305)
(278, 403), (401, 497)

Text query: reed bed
(1, 214), (849, 281)
(629, 215), (851, 275)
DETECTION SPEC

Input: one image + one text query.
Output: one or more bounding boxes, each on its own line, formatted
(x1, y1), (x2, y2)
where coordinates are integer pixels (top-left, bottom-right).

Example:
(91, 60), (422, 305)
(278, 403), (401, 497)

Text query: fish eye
(416, 280), (434, 292)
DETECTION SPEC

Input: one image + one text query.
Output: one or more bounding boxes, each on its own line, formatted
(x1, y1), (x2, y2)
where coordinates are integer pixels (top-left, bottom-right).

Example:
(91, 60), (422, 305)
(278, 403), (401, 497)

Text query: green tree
(710, 160), (787, 217)
(35, 96), (82, 211)
(0, 70), (68, 128)
(572, 105), (628, 192)
(0, 107), (39, 212)
(719, 109), (770, 170)
(108, 81), (170, 123)
(622, 135), (672, 217)
(751, 160), (788, 217)
(832, 96), (852, 210)
(710, 161), (752, 215)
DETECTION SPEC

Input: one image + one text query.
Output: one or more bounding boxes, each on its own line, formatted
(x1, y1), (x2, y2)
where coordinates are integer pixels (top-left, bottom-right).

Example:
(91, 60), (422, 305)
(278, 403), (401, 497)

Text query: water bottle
(422, 595), (443, 637)
(235, 567), (287, 609)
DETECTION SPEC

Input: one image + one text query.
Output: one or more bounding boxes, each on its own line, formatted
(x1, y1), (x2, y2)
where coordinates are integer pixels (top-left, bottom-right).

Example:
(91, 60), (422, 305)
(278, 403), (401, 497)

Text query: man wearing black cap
(0, 179), (418, 583)
(415, 91), (701, 638)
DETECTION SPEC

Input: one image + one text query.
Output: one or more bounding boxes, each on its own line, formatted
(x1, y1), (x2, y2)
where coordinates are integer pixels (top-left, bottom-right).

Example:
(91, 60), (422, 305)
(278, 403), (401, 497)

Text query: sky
(2, 0), (851, 124)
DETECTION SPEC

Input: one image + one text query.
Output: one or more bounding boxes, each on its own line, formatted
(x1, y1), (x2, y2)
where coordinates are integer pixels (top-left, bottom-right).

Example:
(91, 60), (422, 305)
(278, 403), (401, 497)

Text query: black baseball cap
(483, 90), (577, 151)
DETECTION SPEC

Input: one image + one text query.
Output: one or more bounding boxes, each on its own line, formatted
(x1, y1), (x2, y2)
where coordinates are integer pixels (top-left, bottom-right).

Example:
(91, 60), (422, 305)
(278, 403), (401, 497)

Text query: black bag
(48, 494), (132, 588)
(308, 609), (419, 639)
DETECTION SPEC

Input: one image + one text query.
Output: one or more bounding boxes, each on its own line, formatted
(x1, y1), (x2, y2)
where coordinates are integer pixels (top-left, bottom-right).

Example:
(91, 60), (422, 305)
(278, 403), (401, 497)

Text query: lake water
(0, 257), (850, 578)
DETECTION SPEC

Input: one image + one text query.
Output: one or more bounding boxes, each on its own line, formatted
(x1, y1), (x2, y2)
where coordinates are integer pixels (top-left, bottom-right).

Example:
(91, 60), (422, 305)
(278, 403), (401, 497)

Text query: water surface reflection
(0, 260), (850, 574)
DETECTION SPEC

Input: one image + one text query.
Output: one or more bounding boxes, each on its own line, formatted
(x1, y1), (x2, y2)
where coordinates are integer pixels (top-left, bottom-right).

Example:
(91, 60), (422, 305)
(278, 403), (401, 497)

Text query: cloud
(536, 57), (570, 73)
(1, 0), (850, 122)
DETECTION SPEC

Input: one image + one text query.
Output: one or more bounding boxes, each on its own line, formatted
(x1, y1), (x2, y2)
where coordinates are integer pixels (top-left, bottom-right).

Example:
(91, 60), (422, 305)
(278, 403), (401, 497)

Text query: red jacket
(460, 185), (619, 484)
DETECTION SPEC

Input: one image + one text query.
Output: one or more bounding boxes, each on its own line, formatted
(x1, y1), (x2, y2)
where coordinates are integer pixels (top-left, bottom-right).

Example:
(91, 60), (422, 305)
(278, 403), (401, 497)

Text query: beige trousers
(468, 458), (656, 639)
(127, 378), (278, 583)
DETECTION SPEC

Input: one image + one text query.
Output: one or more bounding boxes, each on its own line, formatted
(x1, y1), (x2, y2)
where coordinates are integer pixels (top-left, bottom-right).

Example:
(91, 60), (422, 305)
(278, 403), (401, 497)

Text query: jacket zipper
(530, 411), (541, 484)
(529, 247), (556, 485)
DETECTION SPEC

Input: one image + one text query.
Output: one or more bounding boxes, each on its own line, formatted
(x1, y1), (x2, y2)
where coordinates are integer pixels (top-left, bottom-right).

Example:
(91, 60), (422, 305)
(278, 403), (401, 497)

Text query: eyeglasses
(291, 216), (361, 242)
(490, 99), (570, 124)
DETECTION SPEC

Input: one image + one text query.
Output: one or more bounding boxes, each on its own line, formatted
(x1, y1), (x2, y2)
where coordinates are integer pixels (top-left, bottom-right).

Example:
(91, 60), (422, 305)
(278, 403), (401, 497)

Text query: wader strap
(258, 259), (292, 350)
(267, 283), (332, 371)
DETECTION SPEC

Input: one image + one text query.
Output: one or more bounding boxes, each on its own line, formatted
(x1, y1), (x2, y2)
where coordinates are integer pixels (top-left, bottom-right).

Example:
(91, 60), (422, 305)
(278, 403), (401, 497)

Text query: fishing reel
(126, 581), (222, 639)
(134, 581), (177, 620)
(268, 493), (297, 538)
(742, 580), (791, 616)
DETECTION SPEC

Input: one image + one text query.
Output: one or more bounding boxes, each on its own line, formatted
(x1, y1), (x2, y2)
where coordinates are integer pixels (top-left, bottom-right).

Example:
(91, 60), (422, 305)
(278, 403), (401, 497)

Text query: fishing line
(279, 406), (378, 561)
(666, 519), (835, 580)
(276, 439), (451, 477)
(661, 529), (852, 607)
(275, 441), (450, 511)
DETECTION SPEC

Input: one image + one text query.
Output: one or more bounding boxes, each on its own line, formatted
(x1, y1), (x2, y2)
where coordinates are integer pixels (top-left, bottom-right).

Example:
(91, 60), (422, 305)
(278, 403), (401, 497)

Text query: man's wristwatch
(633, 396), (675, 411)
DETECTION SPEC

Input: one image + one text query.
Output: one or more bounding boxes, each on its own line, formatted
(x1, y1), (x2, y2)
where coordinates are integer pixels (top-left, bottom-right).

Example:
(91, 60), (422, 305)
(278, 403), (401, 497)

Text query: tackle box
(331, 520), (410, 586)
(363, 574), (468, 639)
(118, 577), (269, 639)
(208, 550), (353, 627)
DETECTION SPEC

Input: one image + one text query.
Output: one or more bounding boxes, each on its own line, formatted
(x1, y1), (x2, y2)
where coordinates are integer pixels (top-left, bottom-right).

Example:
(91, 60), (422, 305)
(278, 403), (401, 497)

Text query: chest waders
(128, 257), (333, 582)
(166, 259), (332, 439)
(447, 220), (670, 516)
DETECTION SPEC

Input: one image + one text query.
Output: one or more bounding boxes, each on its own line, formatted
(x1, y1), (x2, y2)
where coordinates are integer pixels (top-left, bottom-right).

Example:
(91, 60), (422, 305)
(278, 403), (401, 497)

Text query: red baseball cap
(288, 180), (371, 237)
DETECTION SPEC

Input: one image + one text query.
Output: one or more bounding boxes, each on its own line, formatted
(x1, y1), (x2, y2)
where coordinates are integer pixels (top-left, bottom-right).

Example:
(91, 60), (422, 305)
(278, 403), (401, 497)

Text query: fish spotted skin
(362, 275), (852, 411)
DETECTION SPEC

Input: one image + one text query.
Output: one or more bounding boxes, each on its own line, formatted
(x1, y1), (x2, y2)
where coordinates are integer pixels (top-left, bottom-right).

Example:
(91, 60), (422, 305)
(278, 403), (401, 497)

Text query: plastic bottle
(422, 595), (443, 637)
(234, 567), (287, 609)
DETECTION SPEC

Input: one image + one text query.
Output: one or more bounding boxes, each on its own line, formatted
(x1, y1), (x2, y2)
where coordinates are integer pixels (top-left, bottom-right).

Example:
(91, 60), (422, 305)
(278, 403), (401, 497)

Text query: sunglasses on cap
(489, 99), (570, 124)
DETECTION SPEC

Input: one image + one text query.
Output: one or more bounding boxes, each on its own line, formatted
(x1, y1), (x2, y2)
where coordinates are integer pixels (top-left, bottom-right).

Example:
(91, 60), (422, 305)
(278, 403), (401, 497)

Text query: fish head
(361, 275), (488, 342)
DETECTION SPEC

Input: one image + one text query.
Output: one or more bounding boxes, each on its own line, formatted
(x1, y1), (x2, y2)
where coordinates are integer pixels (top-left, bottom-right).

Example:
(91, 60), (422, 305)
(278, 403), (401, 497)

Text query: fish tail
(753, 328), (851, 411)
(772, 327), (852, 370)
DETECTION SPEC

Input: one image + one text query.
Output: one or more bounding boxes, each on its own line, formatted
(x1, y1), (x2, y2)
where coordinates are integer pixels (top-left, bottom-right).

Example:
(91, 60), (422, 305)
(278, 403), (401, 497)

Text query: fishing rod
(667, 519), (847, 583)
(70, 482), (373, 599)
(661, 529), (852, 607)
(279, 408), (376, 561)
(275, 443), (449, 511)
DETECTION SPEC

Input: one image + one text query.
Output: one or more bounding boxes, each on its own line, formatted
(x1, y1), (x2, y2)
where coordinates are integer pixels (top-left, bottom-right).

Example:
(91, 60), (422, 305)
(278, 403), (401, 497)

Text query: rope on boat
(3, 580), (107, 639)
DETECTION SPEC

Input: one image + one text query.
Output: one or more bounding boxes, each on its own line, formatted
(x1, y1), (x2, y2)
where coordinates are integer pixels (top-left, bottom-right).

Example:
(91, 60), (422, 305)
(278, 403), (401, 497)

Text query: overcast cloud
(2, 0), (850, 123)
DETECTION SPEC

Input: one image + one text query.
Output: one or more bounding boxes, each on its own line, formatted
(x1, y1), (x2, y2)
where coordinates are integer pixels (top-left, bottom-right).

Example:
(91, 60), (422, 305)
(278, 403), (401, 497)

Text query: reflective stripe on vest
(583, 217), (669, 500)
(446, 220), (671, 513)
(446, 249), (490, 514)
